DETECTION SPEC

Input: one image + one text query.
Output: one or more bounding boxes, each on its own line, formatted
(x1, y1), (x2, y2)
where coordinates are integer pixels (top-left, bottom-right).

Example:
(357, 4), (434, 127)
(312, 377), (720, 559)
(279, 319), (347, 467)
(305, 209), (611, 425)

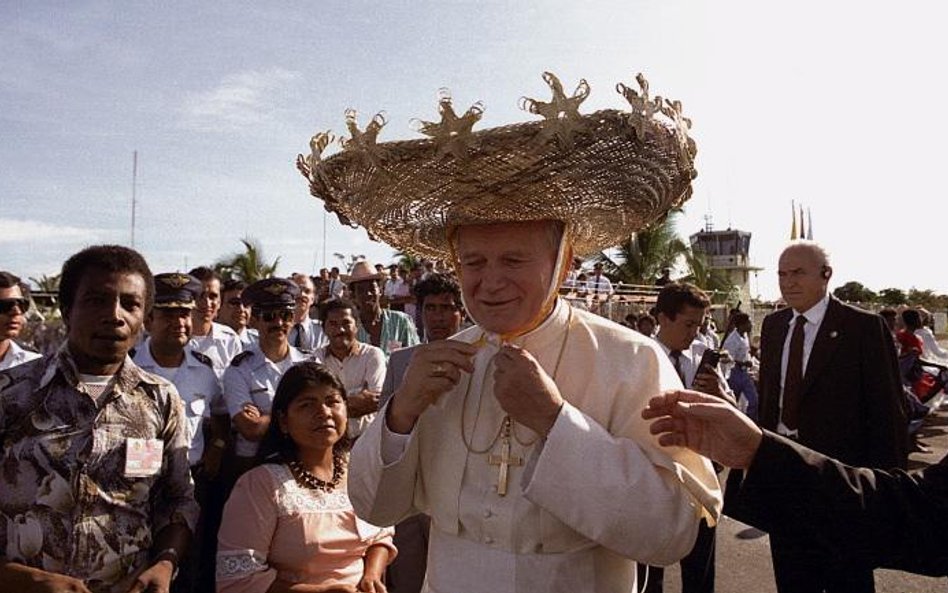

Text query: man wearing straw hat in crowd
(298, 71), (721, 593)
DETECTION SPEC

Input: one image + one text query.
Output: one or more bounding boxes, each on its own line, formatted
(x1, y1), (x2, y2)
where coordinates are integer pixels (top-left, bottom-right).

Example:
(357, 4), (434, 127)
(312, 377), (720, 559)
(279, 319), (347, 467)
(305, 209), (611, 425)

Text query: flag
(799, 204), (806, 239)
(790, 200), (797, 239)
(807, 207), (813, 239)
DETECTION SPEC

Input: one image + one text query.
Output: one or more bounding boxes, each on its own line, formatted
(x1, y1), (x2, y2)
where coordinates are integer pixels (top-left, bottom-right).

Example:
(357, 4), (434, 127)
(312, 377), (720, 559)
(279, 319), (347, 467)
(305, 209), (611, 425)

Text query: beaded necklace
(288, 452), (346, 492)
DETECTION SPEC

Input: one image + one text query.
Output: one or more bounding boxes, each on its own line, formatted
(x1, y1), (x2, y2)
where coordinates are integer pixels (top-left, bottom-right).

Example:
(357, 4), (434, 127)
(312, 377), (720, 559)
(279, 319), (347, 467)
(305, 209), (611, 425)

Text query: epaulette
(189, 350), (214, 369)
(230, 350), (254, 367)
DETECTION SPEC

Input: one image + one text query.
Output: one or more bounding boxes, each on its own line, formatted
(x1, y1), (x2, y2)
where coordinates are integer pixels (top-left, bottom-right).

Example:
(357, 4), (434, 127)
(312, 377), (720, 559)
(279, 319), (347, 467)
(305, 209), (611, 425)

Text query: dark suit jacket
(380, 346), (417, 410)
(757, 296), (908, 469)
(725, 431), (948, 576)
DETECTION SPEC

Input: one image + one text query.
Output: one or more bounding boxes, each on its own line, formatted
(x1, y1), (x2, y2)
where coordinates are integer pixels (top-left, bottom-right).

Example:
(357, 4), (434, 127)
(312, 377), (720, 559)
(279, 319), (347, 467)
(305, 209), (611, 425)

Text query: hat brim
(341, 273), (386, 284)
(302, 109), (695, 260)
(153, 301), (196, 310)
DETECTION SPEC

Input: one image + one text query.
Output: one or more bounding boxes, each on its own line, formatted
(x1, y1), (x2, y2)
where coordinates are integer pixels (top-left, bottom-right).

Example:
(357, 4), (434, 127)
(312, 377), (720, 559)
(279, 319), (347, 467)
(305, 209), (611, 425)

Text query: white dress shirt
(314, 342), (386, 439)
(0, 340), (42, 371)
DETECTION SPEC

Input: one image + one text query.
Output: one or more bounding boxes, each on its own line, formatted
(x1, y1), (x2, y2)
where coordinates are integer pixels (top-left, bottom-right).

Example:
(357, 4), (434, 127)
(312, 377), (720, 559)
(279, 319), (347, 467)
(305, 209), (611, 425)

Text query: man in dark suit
(381, 273), (465, 593)
(644, 389), (948, 577)
(754, 241), (908, 593)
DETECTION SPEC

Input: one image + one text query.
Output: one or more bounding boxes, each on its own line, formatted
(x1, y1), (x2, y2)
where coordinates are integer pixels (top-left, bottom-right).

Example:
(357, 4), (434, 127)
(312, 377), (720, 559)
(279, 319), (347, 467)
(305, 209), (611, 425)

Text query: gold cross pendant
(488, 418), (523, 496)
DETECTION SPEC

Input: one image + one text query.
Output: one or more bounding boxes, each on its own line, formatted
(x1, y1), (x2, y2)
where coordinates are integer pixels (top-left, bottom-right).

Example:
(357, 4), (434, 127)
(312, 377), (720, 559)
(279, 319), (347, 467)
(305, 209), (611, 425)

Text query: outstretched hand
(642, 389), (764, 469)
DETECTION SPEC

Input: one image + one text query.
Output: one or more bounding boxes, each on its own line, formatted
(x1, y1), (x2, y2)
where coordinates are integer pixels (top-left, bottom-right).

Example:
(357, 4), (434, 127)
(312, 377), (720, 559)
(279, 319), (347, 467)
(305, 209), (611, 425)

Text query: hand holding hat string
(492, 344), (564, 437)
(387, 340), (478, 434)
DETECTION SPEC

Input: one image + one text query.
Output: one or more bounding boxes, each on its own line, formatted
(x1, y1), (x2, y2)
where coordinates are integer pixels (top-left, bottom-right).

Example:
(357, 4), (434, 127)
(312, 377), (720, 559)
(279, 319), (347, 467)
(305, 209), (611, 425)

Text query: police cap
(242, 277), (299, 309)
(153, 273), (202, 309)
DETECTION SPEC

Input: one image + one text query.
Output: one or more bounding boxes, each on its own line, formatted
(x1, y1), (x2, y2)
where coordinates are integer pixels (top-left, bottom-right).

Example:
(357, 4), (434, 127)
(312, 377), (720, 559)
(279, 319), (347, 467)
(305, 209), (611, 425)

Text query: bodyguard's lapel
(801, 297), (844, 393)
(766, 309), (792, 384)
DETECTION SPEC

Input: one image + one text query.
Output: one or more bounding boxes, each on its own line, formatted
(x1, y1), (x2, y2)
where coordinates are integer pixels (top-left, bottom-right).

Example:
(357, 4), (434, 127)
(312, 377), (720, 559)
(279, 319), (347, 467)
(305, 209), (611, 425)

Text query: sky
(2, 1), (946, 301)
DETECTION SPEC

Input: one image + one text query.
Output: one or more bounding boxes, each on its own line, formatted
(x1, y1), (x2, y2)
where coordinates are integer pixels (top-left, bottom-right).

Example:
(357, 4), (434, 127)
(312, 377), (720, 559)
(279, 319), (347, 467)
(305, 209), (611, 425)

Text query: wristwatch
(153, 547), (180, 581)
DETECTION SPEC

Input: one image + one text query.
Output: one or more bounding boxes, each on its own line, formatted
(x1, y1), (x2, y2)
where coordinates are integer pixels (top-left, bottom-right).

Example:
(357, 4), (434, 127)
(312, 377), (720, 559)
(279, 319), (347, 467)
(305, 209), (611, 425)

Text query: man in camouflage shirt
(0, 245), (198, 593)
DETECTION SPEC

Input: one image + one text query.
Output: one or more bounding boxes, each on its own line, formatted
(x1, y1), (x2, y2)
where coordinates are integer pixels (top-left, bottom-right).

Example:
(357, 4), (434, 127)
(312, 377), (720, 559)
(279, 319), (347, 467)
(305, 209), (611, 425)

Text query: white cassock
(349, 300), (722, 593)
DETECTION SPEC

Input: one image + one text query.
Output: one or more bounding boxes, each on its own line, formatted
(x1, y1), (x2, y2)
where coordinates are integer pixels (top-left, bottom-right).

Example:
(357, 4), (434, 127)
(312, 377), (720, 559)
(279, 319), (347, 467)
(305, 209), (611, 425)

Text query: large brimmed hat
(341, 260), (385, 284)
(297, 72), (697, 259)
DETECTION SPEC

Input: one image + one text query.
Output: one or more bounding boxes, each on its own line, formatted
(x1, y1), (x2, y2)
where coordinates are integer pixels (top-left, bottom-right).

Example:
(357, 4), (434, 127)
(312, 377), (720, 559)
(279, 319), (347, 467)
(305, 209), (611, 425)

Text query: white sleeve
(521, 402), (704, 565)
(347, 401), (421, 527)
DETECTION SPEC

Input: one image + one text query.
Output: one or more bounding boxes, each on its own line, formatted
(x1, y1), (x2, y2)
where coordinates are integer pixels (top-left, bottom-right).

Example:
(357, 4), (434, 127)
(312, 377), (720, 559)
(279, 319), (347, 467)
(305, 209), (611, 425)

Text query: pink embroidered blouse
(216, 463), (396, 592)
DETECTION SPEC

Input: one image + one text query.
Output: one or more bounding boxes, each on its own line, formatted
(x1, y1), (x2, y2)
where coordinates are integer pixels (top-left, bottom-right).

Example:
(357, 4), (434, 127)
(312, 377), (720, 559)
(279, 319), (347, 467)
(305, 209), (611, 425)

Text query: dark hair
(654, 282), (710, 320)
(413, 273), (463, 311)
(731, 312), (751, 326)
(637, 313), (656, 328)
(222, 279), (248, 294)
(255, 362), (350, 466)
(902, 309), (922, 330)
(0, 271), (21, 289)
(188, 266), (220, 283)
(318, 298), (357, 324)
(60, 245), (154, 317)
(879, 308), (897, 321)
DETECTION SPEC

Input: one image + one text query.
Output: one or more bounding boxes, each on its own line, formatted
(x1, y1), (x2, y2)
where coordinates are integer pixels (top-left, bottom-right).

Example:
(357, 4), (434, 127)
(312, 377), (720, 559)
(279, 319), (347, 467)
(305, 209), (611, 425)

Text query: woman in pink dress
(217, 362), (395, 593)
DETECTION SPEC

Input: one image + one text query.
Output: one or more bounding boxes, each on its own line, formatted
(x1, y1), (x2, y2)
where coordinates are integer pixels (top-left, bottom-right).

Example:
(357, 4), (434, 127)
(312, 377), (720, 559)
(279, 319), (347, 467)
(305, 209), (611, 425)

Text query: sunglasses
(226, 298), (245, 306)
(253, 309), (294, 323)
(0, 298), (29, 315)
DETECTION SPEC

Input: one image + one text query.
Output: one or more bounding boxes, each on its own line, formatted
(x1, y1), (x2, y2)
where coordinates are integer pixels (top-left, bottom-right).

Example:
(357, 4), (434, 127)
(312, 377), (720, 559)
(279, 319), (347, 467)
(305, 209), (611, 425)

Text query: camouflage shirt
(0, 346), (199, 593)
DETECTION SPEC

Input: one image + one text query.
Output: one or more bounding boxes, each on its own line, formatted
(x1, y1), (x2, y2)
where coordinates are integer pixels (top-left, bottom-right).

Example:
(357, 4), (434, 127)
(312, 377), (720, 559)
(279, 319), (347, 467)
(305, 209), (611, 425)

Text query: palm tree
(597, 214), (689, 285)
(214, 239), (281, 283)
(29, 273), (61, 293)
(392, 250), (423, 271)
(680, 250), (738, 303)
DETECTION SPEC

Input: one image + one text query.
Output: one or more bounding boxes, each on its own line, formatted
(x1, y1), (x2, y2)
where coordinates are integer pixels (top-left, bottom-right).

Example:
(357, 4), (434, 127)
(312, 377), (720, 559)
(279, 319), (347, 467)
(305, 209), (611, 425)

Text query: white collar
(790, 293), (830, 326)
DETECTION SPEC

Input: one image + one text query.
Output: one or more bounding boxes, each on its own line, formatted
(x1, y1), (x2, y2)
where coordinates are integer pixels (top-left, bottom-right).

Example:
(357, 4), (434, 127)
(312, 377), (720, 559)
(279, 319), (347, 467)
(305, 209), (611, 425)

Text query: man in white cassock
(299, 71), (722, 593)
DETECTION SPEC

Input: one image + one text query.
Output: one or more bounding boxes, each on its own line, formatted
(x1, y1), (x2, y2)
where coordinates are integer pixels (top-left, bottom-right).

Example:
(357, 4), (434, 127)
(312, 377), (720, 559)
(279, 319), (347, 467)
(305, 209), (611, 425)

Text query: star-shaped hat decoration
(339, 109), (388, 166)
(660, 98), (697, 171)
(519, 72), (590, 147)
(412, 88), (485, 160)
(616, 73), (663, 141)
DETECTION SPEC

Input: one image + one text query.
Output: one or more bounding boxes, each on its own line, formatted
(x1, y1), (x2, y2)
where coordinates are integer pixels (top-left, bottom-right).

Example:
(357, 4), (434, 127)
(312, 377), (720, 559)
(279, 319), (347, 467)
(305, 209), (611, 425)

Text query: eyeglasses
(0, 298), (29, 315)
(253, 309), (294, 323)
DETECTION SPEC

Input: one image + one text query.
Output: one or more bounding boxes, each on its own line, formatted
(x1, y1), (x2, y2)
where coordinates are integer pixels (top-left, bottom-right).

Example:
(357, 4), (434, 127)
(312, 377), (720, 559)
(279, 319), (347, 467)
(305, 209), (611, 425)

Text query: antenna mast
(131, 150), (138, 248)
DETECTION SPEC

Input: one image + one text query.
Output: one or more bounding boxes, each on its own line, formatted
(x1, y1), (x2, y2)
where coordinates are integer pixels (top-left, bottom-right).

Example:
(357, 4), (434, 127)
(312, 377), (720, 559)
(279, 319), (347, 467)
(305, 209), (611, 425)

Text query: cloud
(0, 219), (108, 244)
(179, 68), (302, 132)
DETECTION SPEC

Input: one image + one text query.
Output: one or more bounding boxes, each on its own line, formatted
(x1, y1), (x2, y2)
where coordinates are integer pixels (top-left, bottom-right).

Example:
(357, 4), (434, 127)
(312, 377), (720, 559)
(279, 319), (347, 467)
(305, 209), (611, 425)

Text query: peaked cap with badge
(298, 71), (698, 260)
(241, 277), (300, 309)
(153, 273), (202, 309)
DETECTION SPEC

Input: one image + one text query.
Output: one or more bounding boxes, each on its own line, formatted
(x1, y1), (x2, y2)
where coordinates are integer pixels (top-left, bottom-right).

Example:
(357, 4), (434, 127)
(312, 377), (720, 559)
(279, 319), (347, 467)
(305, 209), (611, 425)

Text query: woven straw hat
(298, 72), (697, 259)
(341, 260), (385, 284)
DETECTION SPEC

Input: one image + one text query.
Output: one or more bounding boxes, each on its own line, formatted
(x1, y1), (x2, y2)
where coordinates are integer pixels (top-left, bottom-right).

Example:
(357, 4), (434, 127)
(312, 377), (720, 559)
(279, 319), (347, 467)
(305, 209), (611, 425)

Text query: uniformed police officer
(188, 266), (242, 378)
(133, 272), (226, 593)
(222, 277), (314, 477)
(135, 273), (225, 470)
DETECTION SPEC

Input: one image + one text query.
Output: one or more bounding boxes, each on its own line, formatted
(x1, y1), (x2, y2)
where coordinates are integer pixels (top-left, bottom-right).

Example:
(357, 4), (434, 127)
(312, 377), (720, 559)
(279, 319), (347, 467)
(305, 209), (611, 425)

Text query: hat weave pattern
(298, 73), (697, 259)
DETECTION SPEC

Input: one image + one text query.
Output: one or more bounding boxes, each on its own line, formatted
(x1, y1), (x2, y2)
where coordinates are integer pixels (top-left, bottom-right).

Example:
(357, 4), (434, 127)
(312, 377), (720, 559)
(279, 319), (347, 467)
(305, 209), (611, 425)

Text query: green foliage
(681, 250), (738, 304)
(392, 250), (422, 271)
(29, 273), (61, 292)
(597, 214), (689, 285)
(906, 288), (948, 311)
(214, 239), (280, 283)
(833, 281), (878, 304)
(877, 287), (907, 306)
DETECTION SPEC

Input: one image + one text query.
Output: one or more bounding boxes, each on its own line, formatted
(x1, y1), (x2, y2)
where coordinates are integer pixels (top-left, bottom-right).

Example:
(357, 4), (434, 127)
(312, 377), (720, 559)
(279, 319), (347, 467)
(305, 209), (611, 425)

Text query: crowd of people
(2, 241), (947, 593)
(5, 68), (948, 593)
